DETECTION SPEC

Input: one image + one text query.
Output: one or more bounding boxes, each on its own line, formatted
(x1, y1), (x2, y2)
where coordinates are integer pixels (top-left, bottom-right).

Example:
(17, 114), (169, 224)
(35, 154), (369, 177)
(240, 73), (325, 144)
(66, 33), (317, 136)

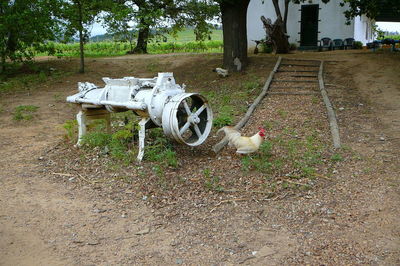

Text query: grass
(167, 28), (223, 43)
(0, 63), (71, 95)
(13, 105), (39, 121)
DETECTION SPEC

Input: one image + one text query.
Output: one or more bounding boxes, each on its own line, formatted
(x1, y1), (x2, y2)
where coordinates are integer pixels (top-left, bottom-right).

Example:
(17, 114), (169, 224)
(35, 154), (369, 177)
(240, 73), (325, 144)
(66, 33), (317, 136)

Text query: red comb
(258, 127), (266, 137)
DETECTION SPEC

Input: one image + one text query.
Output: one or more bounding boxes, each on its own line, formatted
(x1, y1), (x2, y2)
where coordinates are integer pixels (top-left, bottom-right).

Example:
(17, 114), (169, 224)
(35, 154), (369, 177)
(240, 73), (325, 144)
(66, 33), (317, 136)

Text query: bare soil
(0, 50), (399, 265)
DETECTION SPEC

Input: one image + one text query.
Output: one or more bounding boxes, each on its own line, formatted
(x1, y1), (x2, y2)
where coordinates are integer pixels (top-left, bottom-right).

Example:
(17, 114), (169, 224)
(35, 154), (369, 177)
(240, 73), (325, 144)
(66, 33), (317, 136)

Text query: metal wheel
(162, 93), (212, 146)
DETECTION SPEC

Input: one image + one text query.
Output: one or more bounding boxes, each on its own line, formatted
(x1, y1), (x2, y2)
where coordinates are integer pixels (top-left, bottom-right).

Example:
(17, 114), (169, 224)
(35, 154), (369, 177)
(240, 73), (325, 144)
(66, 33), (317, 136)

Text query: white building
(247, 0), (375, 49)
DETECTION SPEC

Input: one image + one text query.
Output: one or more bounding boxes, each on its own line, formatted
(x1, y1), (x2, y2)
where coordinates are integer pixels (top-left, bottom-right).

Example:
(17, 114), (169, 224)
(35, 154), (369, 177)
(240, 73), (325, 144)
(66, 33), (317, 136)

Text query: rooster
(217, 126), (266, 154)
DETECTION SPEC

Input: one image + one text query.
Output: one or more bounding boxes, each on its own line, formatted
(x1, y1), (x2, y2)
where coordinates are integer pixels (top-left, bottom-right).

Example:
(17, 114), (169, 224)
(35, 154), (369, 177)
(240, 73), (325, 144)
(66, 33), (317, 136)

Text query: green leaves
(0, 0), (62, 73)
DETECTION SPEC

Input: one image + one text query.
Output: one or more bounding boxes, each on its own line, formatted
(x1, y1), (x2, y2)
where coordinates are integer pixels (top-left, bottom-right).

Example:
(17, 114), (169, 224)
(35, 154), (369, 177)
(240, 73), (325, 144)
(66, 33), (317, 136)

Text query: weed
(81, 131), (112, 148)
(145, 128), (178, 168)
(263, 121), (274, 130)
(277, 109), (288, 118)
(330, 153), (343, 162)
(222, 95), (231, 105)
(300, 166), (316, 178)
(203, 168), (224, 192)
(241, 80), (261, 91)
(63, 119), (78, 141)
(241, 141), (273, 173)
(213, 113), (233, 128)
(311, 96), (319, 104)
(13, 105), (39, 121)
(213, 105), (234, 128)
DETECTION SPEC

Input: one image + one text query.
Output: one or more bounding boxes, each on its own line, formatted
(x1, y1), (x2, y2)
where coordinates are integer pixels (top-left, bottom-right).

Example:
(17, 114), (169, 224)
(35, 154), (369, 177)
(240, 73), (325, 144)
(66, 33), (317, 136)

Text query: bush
(289, 43), (297, 51)
(260, 41), (273, 53)
(354, 41), (363, 49)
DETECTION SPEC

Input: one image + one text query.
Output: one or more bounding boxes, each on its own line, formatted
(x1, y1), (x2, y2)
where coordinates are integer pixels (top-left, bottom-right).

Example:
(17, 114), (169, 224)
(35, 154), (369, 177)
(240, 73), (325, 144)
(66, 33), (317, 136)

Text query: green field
(39, 29), (224, 58)
(385, 35), (400, 40)
(166, 28), (223, 42)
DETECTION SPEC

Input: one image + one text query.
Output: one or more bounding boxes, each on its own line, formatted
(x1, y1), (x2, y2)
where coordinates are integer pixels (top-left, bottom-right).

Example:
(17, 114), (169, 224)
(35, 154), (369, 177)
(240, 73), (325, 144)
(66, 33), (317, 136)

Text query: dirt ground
(0, 50), (399, 265)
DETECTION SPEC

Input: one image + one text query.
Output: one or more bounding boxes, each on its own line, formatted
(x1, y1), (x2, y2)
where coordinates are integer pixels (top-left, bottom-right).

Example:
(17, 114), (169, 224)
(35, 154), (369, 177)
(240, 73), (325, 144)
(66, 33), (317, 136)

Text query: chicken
(217, 126), (266, 154)
(212, 67), (229, 77)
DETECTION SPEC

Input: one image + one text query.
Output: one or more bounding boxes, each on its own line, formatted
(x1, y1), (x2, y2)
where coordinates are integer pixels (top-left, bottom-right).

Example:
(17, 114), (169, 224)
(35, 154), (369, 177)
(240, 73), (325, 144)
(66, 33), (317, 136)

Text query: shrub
(354, 41), (363, 49)
(289, 43), (297, 51)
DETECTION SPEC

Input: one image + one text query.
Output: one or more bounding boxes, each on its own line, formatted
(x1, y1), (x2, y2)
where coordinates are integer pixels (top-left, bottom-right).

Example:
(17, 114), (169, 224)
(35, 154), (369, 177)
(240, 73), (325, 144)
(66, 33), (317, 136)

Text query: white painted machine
(66, 73), (213, 161)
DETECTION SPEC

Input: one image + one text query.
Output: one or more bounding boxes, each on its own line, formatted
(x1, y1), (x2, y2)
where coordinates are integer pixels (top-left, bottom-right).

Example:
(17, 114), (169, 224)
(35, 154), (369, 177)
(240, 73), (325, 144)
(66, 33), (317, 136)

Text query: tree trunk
(272, 0), (282, 20)
(77, 1), (84, 73)
(283, 0), (290, 33)
(1, 53), (6, 74)
(220, 0), (250, 72)
(131, 20), (149, 54)
(261, 15), (290, 54)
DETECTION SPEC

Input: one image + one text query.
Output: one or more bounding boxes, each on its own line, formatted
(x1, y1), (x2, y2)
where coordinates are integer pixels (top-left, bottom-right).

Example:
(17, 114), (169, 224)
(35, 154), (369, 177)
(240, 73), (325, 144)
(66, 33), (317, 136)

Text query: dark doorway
(300, 5), (319, 47)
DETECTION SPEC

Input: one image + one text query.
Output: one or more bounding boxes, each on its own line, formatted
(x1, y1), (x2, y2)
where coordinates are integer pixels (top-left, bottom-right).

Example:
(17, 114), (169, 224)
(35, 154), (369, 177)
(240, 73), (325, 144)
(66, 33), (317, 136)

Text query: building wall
(246, 0), (279, 48)
(247, 0), (372, 48)
(354, 15), (375, 44)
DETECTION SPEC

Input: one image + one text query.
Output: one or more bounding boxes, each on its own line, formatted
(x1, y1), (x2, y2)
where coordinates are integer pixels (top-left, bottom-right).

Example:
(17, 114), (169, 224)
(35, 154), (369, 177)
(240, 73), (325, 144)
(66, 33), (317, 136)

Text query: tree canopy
(341, 0), (400, 21)
(0, 0), (61, 73)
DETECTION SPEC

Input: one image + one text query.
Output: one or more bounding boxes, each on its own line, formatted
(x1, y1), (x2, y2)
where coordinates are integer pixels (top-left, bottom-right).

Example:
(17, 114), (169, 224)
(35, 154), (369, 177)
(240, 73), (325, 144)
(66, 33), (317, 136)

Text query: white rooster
(217, 126), (266, 154)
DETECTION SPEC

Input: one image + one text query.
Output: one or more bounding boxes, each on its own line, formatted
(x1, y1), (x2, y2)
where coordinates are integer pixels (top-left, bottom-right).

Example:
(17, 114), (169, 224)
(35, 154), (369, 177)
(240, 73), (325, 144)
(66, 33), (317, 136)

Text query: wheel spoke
(193, 124), (202, 138)
(183, 100), (192, 115)
(194, 105), (206, 116)
(179, 121), (191, 135)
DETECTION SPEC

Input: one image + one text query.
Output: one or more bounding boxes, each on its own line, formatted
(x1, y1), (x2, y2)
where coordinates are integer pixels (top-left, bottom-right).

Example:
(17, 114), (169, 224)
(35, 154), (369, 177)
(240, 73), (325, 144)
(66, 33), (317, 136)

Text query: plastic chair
(319, 37), (333, 51)
(333, 39), (344, 50)
(344, 38), (355, 50)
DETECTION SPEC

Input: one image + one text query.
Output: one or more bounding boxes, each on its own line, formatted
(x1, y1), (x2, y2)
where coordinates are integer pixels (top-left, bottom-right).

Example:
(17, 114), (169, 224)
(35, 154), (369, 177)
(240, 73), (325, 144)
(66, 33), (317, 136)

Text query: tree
(216, 0), (251, 72)
(104, 0), (175, 54)
(340, 0), (400, 22)
(0, 0), (60, 74)
(59, 0), (103, 73)
(104, 0), (219, 54)
(174, 0), (220, 42)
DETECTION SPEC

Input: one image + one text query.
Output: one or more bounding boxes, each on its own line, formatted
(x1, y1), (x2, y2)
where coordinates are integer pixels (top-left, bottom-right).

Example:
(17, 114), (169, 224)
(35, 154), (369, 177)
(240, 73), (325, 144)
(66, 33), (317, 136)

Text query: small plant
(259, 39), (273, 53)
(81, 131), (112, 148)
(213, 105), (234, 128)
(241, 141), (273, 173)
(354, 41), (363, 49)
(277, 109), (288, 119)
(289, 43), (297, 51)
(145, 128), (178, 168)
(63, 119), (78, 141)
(203, 168), (224, 192)
(330, 153), (343, 162)
(13, 105), (39, 120)
(213, 113), (233, 128)
(241, 80), (260, 91)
